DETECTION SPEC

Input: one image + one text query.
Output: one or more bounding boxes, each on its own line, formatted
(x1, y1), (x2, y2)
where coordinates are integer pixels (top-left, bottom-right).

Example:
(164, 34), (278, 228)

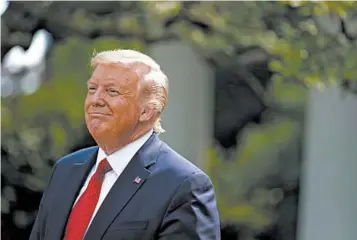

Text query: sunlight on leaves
(271, 79), (307, 107)
(147, 1), (181, 19)
(49, 122), (67, 155)
(119, 15), (142, 33)
(205, 118), (299, 230)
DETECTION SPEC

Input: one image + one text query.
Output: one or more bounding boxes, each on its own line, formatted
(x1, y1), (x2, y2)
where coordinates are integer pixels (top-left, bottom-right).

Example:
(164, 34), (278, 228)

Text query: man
(30, 49), (220, 240)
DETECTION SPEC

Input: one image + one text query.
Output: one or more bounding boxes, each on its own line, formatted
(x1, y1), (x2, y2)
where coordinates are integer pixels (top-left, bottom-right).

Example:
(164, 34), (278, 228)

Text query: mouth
(88, 112), (111, 117)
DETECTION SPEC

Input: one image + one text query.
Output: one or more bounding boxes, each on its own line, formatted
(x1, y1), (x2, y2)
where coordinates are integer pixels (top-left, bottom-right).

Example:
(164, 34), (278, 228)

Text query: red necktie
(64, 158), (112, 240)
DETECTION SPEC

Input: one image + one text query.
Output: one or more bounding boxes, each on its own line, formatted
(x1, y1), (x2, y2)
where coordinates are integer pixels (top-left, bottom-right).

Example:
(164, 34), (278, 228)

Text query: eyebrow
(87, 80), (122, 88)
(87, 77), (116, 83)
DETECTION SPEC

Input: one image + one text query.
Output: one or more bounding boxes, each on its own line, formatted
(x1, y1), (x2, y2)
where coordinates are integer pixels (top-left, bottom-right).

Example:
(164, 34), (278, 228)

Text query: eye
(107, 88), (119, 96)
(88, 86), (97, 93)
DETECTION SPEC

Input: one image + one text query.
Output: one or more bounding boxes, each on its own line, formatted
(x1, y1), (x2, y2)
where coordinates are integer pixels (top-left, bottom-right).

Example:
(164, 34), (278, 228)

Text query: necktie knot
(96, 158), (112, 180)
(98, 158), (111, 174)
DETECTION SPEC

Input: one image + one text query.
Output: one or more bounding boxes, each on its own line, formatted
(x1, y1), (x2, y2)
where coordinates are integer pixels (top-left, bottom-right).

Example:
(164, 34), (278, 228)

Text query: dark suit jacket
(30, 134), (221, 240)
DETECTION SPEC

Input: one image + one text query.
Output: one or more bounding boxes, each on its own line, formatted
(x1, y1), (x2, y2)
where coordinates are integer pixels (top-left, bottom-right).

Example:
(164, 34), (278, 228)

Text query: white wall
(149, 41), (214, 167)
(298, 87), (357, 240)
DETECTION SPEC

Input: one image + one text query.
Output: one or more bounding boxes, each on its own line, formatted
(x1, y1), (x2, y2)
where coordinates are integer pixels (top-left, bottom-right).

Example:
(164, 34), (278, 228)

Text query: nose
(91, 89), (106, 107)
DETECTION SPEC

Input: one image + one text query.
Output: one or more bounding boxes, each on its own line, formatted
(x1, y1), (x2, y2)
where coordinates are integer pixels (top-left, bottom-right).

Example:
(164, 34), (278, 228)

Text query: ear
(139, 104), (157, 122)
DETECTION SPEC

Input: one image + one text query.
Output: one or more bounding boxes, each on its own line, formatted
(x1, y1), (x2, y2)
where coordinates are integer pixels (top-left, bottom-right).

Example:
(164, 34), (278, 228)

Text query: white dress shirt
(74, 129), (153, 231)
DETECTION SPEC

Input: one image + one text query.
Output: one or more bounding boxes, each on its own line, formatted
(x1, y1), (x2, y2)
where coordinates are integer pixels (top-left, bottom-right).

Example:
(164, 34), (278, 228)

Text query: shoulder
(55, 146), (98, 166)
(154, 141), (212, 186)
(155, 142), (216, 214)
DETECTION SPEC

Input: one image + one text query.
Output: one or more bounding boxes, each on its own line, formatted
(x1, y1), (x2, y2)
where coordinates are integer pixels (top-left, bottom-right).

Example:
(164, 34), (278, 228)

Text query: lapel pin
(134, 176), (142, 184)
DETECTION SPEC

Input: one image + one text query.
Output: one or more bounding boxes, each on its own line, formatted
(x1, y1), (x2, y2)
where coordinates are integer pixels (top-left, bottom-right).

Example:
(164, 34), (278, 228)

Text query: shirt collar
(96, 129), (153, 175)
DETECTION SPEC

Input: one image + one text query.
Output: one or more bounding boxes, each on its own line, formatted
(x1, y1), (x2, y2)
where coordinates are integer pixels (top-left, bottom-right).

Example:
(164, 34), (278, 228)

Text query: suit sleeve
(157, 171), (221, 240)
(29, 163), (58, 240)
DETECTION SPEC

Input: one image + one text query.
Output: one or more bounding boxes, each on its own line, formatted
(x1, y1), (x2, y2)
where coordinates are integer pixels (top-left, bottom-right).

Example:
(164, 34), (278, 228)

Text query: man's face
(84, 64), (142, 142)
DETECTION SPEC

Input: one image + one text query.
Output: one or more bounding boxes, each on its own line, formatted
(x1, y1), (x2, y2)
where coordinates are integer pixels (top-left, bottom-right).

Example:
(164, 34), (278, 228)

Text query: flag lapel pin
(134, 176), (142, 184)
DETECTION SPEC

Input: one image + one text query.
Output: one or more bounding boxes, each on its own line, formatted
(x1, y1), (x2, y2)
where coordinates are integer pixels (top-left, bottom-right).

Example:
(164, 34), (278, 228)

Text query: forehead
(89, 64), (139, 86)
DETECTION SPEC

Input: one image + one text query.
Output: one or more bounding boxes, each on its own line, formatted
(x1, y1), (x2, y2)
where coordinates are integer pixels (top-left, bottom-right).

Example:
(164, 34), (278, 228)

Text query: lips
(88, 112), (110, 116)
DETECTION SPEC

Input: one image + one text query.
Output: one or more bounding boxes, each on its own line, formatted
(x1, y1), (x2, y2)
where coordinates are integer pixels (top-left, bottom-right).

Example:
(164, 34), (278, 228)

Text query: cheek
(84, 95), (91, 111)
(113, 102), (140, 123)
(113, 98), (136, 114)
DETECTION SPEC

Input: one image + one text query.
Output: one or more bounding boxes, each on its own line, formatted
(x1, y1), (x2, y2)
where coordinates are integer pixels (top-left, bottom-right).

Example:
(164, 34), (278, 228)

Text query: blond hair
(90, 49), (168, 134)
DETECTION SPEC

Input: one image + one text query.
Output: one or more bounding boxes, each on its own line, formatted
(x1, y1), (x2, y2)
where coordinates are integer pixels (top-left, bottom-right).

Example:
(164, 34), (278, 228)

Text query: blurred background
(1, 1), (357, 240)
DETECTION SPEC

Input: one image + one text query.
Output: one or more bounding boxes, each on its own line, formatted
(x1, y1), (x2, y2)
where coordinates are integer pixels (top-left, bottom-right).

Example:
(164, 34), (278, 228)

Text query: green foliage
(206, 119), (300, 229)
(144, 1), (357, 92)
(283, 1), (357, 17)
(269, 77), (307, 108)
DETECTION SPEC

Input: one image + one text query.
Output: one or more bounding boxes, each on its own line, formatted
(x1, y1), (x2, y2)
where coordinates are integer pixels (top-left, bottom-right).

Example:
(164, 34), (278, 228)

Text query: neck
(97, 127), (152, 155)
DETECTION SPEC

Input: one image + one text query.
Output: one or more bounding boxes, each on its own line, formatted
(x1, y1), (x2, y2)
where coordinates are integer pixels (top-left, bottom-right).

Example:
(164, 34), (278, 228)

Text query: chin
(88, 127), (110, 143)
(86, 119), (106, 135)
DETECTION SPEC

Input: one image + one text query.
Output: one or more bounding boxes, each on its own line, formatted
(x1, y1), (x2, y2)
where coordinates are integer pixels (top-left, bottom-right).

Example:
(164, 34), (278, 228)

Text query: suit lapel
(46, 148), (98, 240)
(84, 134), (161, 240)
